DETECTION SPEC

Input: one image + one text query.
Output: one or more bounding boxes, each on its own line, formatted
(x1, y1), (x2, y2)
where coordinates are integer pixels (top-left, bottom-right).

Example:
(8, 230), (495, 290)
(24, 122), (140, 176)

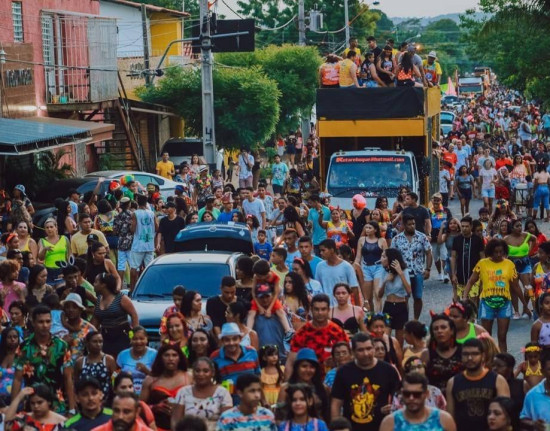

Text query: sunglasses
(401, 390), (424, 399)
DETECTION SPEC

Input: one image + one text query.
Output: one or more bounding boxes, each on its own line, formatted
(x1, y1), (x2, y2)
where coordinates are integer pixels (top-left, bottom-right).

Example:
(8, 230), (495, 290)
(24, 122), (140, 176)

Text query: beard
(112, 418), (135, 431)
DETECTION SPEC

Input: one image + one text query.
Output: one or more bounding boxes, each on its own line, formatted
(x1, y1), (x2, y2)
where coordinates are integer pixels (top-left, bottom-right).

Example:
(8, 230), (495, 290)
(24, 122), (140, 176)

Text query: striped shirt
(211, 345), (261, 404)
(216, 406), (276, 431)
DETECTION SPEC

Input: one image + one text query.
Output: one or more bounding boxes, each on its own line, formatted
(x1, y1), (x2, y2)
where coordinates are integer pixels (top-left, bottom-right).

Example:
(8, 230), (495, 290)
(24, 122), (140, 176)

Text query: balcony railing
(41, 12), (118, 105)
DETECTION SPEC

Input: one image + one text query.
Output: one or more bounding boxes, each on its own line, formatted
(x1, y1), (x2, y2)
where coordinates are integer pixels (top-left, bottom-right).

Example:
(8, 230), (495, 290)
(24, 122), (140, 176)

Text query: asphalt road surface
(420, 195), (539, 361)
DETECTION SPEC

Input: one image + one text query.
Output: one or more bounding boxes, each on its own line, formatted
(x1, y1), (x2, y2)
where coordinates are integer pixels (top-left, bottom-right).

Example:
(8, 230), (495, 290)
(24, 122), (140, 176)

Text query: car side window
(134, 174), (154, 186)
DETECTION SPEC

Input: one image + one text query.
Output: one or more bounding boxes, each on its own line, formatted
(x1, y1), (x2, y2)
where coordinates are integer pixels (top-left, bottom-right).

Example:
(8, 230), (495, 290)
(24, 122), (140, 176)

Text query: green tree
(137, 66), (280, 149)
(461, 1), (550, 104)
(217, 45), (322, 133)
(237, 0), (379, 51)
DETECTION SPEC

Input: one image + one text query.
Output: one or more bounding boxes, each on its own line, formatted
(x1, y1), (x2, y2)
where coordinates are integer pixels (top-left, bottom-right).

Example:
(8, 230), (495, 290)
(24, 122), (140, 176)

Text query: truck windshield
(327, 155), (413, 196)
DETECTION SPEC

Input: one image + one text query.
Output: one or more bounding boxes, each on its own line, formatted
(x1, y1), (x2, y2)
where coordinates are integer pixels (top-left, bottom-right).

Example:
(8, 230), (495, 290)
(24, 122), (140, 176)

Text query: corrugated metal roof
(0, 118), (89, 146)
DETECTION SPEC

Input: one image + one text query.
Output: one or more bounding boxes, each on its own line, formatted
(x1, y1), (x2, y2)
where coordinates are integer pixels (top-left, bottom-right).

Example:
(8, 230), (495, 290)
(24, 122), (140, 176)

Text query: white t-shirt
(238, 153), (254, 179)
(439, 169), (451, 193)
(480, 167), (497, 190)
(243, 198), (266, 222)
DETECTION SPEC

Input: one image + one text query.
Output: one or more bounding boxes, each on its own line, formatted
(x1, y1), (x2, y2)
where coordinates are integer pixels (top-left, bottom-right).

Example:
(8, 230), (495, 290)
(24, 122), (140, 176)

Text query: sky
(217, 0), (480, 19)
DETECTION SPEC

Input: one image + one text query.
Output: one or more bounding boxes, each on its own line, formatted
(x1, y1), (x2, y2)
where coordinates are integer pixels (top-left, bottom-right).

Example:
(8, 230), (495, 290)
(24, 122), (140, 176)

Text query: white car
(440, 111), (456, 136)
(85, 170), (180, 199)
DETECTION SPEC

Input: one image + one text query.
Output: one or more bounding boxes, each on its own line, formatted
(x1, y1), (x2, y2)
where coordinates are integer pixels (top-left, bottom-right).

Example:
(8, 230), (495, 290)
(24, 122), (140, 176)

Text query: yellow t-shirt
(339, 59), (355, 87)
(156, 160), (175, 179)
(474, 258), (517, 301)
(70, 229), (109, 257)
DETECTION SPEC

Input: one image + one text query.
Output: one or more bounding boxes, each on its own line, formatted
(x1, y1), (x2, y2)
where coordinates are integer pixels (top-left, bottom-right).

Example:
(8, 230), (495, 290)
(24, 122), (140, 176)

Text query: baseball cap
(256, 284), (273, 298)
(120, 197), (130, 203)
(428, 50), (437, 58)
(221, 192), (233, 204)
(165, 201), (176, 209)
(175, 185), (185, 193)
(199, 165), (209, 173)
(61, 292), (85, 310)
(76, 377), (102, 393)
(407, 44), (417, 52)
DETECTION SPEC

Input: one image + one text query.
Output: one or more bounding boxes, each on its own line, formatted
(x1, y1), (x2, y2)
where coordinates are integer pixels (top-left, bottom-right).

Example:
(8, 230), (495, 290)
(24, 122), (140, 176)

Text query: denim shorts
(511, 256), (532, 274)
(481, 188), (495, 198)
(362, 263), (383, 282)
(410, 273), (424, 299)
(479, 298), (512, 320)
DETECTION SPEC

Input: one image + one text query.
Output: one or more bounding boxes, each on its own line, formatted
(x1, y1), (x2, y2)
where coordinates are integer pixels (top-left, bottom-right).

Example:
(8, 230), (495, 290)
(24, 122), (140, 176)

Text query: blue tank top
(362, 239), (383, 266)
(394, 408), (443, 431)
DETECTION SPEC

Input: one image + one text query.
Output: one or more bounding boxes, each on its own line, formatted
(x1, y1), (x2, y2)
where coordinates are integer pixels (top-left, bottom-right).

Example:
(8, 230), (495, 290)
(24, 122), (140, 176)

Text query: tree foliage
(137, 66), (280, 149)
(461, 0), (550, 105)
(236, 0), (379, 51)
(217, 45), (322, 133)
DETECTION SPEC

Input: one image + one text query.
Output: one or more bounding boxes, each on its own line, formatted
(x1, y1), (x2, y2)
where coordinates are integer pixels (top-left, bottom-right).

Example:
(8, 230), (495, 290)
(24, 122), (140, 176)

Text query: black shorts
(382, 301), (409, 330)
(458, 188), (472, 200)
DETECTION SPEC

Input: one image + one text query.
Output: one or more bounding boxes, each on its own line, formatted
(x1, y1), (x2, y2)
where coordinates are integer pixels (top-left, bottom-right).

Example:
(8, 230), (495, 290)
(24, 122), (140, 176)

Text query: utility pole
(141, 5), (151, 86)
(297, 0), (309, 142)
(298, 0), (306, 46)
(200, 0), (216, 167)
(344, 0), (350, 45)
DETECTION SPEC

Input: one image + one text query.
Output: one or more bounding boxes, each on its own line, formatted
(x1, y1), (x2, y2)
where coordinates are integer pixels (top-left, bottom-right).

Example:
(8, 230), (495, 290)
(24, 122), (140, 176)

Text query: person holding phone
(378, 248), (411, 347)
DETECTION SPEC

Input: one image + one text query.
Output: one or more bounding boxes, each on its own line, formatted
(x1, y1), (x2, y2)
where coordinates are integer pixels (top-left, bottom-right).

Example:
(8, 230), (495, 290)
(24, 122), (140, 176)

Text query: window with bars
(12, 2), (23, 42)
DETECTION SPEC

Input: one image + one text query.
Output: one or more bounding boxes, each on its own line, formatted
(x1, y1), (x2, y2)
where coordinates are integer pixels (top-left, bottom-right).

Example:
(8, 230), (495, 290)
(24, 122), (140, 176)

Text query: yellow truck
(316, 86), (441, 209)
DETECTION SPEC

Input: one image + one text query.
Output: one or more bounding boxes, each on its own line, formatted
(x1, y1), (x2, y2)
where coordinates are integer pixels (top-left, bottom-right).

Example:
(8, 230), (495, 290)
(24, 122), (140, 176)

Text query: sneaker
(438, 273), (444, 281)
(512, 312), (521, 320)
(521, 312), (530, 320)
(443, 274), (450, 283)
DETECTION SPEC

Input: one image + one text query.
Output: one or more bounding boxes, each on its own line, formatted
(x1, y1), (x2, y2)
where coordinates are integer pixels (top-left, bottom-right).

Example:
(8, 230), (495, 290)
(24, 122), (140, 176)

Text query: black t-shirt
(371, 46), (382, 60)
(158, 216), (186, 253)
(331, 360), (400, 431)
(402, 205), (430, 234)
(206, 296), (231, 329)
(451, 234), (484, 284)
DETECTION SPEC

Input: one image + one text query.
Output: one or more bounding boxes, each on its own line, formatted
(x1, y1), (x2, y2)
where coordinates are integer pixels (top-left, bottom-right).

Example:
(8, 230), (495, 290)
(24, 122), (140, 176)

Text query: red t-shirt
(290, 321), (349, 365)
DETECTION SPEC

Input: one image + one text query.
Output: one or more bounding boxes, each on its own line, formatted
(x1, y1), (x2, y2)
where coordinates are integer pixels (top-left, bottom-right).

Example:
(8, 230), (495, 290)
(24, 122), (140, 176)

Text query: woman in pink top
(0, 259), (26, 317)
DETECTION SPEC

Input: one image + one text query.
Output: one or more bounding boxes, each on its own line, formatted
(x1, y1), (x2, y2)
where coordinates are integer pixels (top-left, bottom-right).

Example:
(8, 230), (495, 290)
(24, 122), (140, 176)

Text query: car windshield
(440, 113), (454, 123)
(327, 156), (412, 196)
(132, 263), (230, 299)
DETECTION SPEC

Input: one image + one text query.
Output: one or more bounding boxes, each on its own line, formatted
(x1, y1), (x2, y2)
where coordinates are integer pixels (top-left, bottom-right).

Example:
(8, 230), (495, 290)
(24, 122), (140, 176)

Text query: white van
(326, 148), (420, 210)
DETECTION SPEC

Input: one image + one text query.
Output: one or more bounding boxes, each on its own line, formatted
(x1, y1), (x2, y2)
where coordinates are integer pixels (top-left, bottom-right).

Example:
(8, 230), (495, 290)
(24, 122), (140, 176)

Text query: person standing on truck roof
(366, 36), (382, 59)
(406, 44), (431, 87)
(339, 51), (362, 88)
(401, 192), (431, 236)
(343, 38), (361, 74)
(422, 51), (442, 87)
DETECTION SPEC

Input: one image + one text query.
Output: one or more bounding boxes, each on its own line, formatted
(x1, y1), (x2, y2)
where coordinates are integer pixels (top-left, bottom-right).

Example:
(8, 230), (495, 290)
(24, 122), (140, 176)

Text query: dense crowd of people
(0, 54), (549, 431)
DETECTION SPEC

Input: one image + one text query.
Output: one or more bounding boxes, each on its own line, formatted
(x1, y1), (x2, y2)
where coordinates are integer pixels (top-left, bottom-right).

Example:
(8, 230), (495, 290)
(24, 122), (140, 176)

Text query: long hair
(187, 329), (217, 366)
(0, 327), (19, 363)
(28, 264), (46, 289)
(180, 290), (198, 317)
(86, 241), (107, 281)
(150, 343), (188, 377)
(429, 314), (457, 350)
(384, 248), (407, 274)
(54, 198), (69, 233)
(259, 345), (284, 385)
(284, 272), (310, 314)
(283, 383), (319, 421)
(291, 257), (314, 280)
(289, 358), (329, 421)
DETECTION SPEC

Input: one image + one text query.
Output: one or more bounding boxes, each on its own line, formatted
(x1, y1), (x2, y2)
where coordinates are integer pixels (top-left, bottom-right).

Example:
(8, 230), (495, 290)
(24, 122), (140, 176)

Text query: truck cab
(327, 149), (419, 210)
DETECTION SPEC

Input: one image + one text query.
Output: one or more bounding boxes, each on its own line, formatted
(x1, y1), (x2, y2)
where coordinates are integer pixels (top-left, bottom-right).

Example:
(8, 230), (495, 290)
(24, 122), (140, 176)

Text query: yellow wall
(150, 12), (182, 57)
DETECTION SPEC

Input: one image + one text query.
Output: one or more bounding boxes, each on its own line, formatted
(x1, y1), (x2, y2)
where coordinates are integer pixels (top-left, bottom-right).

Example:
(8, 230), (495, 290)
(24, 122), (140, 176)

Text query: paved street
(419, 196), (543, 361)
